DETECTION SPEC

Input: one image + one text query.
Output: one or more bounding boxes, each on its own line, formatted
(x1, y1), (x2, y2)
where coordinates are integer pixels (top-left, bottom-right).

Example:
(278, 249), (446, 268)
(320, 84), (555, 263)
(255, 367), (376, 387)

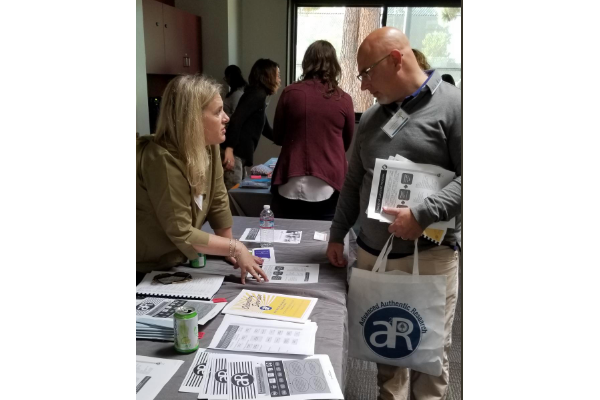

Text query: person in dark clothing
(223, 65), (247, 117)
(269, 40), (355, 220)
(221, 59), (280, 190)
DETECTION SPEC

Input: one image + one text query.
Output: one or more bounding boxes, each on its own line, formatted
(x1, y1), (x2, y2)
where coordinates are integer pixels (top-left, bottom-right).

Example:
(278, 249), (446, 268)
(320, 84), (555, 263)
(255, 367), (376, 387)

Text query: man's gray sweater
(329, 70), (461, 254)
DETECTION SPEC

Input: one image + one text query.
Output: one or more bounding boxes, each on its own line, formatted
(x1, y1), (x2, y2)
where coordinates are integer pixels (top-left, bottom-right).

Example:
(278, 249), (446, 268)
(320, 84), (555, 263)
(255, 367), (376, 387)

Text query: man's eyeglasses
(152, 272), (192, 285)
(356, 53), (391, 82)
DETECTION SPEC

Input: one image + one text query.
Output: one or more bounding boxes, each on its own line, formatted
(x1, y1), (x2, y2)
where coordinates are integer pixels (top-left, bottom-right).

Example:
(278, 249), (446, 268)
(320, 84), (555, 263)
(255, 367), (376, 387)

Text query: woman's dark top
(222, 85), (273, 167)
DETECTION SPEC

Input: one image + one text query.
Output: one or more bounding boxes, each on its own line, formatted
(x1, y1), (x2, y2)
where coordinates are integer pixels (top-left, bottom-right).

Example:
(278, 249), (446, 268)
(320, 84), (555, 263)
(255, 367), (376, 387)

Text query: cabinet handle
(155, 22), (159, 26)
(164, 24), (167, 28)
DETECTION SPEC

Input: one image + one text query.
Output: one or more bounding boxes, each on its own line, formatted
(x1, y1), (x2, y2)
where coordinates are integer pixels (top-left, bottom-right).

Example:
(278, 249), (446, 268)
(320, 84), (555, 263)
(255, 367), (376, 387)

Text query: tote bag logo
(363, 305), (423, 359)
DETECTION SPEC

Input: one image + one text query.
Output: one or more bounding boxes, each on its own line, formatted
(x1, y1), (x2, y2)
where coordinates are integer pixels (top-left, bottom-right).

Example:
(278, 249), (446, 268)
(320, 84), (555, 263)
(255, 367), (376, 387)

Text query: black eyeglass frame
(356, 53), (391, 82)
(152, 272), (193, 285)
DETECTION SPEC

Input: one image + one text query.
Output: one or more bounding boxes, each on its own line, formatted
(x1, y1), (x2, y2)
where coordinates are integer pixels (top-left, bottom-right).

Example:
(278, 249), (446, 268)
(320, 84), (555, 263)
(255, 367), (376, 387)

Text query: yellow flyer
(222, 290), (318, 323)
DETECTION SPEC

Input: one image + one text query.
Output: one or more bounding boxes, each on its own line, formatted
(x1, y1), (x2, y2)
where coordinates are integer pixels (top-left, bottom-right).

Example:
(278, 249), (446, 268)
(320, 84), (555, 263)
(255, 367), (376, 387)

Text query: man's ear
(390, 49), (403, 69)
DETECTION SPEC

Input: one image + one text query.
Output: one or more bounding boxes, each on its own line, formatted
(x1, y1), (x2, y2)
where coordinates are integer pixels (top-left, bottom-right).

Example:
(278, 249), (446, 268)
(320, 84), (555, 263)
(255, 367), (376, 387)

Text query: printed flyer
(222, 290), (317, 323)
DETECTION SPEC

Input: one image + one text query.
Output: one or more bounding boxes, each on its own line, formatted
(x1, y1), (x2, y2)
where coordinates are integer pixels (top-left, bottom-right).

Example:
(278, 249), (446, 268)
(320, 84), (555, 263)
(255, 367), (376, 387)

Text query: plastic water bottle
(259, 205), (274, 247)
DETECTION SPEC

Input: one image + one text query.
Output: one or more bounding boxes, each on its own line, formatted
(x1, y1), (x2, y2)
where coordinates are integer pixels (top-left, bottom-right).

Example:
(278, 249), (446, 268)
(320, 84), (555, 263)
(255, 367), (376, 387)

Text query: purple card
(254, 249), (271, 258)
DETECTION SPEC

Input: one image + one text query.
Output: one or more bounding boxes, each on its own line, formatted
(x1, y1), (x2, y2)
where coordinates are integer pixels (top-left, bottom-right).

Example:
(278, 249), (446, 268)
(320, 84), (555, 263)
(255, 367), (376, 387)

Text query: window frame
(287, 0), (461, 122)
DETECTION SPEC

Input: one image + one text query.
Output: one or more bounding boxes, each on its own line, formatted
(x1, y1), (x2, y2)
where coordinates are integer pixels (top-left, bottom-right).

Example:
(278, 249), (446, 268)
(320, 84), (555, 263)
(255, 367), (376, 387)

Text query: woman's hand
(225, 255), (264, 269)
(235, 243), (268, 284)
(223, 147), (235, 171)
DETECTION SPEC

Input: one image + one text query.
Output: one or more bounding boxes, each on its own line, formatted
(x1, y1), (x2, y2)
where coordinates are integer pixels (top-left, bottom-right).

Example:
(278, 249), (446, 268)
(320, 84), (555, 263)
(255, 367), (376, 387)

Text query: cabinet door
(163, 4), (186, 75)
(182, 13), (200, 74)
(142, 0), (166, 74)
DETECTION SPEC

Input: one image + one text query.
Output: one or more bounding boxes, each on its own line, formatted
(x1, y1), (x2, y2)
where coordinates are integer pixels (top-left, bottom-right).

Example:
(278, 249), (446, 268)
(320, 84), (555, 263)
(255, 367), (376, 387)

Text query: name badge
(194, 194), (203, 211)
(382, 107), (410, 139)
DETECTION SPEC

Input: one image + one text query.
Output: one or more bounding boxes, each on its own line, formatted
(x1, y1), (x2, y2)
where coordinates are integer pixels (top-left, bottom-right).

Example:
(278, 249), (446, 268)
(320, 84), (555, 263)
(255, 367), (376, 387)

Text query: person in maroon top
(270, 40), (355, 220)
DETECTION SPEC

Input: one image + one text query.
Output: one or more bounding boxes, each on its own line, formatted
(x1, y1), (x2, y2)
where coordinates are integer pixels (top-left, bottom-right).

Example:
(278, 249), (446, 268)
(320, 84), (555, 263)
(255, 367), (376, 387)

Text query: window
(290, 2), (462, 115)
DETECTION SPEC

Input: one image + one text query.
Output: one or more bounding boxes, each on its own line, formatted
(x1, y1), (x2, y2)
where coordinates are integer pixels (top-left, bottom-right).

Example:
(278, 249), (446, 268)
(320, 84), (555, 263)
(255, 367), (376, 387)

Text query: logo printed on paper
(361, 303), (427, 359)
(193, 363), (206, 376)
(136, 302), (155, 312)
(232, 373), (254, 387)
(259, 306), (273, 311)
(216, 369), (228, 383)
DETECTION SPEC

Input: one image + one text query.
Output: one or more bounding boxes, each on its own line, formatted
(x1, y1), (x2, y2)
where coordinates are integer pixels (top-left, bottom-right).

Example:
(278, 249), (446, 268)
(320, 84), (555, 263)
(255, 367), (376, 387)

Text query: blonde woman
(136, 75), (268, 284)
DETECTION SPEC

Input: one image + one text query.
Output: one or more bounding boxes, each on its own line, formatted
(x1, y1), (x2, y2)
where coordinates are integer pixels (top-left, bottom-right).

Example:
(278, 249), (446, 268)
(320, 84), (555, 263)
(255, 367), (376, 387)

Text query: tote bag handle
(372, 234), (419, 275)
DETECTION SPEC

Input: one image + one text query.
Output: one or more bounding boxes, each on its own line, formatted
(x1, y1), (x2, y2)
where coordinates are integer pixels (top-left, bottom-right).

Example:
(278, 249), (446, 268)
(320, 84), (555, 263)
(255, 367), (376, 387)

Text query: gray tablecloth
(136, 216), (356, 400)
(228, 187), (273, 217)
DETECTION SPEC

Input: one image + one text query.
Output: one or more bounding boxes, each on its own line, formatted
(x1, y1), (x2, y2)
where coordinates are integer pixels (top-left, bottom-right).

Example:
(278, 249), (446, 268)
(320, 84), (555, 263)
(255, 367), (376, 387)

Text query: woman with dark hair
(269, 40), (354, 220)
(412, 48), (430, 70)
(221, 59), (280, 189)
(223, 65), (247, 117)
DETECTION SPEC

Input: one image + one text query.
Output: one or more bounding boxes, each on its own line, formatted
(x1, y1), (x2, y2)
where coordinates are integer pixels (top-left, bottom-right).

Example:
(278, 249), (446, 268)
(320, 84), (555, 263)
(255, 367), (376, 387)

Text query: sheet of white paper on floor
(208, 315), (317, 356)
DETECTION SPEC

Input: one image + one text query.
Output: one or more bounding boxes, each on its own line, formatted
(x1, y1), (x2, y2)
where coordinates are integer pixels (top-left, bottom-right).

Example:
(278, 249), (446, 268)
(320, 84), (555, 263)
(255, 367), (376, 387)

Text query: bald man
(327, 27), (461, 400)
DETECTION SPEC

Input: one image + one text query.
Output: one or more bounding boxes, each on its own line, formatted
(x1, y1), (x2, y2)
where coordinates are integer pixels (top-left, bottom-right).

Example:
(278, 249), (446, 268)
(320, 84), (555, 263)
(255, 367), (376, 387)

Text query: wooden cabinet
(142, 0), (201, 74)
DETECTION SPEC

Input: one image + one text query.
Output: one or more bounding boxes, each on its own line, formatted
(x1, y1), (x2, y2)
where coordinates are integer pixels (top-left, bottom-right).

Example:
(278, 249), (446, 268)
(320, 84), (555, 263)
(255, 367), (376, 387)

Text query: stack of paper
(136, 271), (225, 300)
(367, 155), (456, 244)
(179, 349), (344, 400)
(222, 290), (318, 323)
(136, 297), (227, 341)
(208, 315), (318, 356)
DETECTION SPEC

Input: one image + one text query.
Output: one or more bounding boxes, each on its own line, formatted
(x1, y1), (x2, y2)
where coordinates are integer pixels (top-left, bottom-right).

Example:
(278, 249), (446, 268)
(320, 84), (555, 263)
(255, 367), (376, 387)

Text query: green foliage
(439, 7), (461, 23)
(421, 31), (450, 59)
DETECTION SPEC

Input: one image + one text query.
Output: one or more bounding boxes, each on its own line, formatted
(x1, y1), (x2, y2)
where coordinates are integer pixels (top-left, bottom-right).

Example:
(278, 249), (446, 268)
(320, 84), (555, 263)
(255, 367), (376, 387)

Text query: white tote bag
(348, 234), (446, 376)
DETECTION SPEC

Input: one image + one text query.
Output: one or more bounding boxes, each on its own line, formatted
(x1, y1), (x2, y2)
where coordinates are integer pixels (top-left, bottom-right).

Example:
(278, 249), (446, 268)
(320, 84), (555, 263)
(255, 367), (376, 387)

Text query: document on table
(179, 348), (210, 393)
(136, 355), (184, 400)
(250, 264), (319, 283)
(240, 228), (302, 244)
(136, 271), (225, 300)
(208, 315), (317, 356)
(136, 297), (226, 326)
(222, 289), (317, 323)
(197, 351), (344, 400)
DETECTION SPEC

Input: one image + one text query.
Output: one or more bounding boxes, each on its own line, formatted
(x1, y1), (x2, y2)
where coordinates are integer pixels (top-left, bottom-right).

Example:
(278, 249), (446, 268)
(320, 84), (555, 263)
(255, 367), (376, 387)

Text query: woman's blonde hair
(154, 74), (221, 196)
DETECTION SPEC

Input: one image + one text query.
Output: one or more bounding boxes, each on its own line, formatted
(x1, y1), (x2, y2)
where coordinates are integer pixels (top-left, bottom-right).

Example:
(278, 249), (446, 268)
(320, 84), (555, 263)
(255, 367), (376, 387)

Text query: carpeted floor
(343, 257), (463, 400)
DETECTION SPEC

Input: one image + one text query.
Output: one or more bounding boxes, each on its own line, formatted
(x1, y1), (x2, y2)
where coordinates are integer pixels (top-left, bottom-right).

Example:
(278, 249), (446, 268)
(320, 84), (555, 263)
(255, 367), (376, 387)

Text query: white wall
(176, 0), (230, 83)
(240, 0), (287, 165)
(136, 0), (150, 136)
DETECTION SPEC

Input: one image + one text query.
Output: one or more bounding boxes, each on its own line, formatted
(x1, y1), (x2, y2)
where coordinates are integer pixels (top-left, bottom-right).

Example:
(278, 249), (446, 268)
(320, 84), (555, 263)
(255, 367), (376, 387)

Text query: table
(228, 187), (272, 217)
(136, 216), (357, 400)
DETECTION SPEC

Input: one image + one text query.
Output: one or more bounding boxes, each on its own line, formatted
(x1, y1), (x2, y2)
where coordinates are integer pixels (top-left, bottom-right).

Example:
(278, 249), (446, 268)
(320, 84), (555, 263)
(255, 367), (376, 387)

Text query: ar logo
(136, 302), (155, 312)
(259, 306), (272, 311)
(363, 306), (421, 359)
(193, 363), (206, 376)
(216, 369), (228, 383)
(232, 373), (254, 387)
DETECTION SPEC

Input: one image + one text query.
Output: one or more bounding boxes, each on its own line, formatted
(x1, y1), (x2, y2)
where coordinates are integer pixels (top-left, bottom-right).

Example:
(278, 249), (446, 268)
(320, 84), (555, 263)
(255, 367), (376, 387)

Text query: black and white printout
(240, 228), (302, 244)
(367, 156), (456, 230)
(208, 315), (317, 355)
(197, 351), (343, 400)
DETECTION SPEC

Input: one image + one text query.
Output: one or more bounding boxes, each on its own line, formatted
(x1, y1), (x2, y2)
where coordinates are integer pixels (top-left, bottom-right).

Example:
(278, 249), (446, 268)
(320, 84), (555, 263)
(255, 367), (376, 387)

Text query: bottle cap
(263, 205), (270, 209)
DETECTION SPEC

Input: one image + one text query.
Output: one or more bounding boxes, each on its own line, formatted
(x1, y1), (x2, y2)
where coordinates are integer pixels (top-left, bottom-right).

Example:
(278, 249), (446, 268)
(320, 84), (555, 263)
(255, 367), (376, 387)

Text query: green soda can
(173, 306), (199, 353)
(190, 253), (206, 268)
